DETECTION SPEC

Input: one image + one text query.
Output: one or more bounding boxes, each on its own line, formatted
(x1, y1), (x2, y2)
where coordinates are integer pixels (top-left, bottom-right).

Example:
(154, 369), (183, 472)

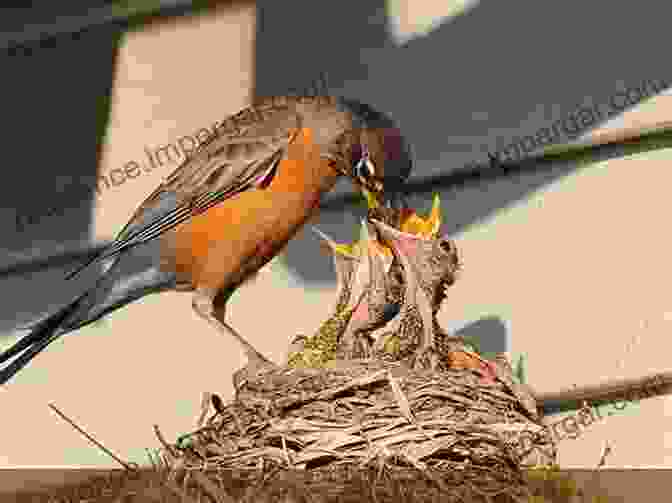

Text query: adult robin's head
(282, 96), (411, 208)
(338, 98), (414, 209)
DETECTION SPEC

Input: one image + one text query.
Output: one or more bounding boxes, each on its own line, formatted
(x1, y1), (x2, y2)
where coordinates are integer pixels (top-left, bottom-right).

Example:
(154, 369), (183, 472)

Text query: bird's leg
(192, 287), (276, 390)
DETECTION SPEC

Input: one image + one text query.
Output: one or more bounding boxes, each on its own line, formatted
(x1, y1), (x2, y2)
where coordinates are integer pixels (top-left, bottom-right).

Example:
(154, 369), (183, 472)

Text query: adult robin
(0, 95), (414, 386)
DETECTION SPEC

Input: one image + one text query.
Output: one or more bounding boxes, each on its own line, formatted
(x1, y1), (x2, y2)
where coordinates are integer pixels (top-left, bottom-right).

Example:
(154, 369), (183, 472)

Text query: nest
(17, 195), (559, 502)
(163, 359), (553, 502)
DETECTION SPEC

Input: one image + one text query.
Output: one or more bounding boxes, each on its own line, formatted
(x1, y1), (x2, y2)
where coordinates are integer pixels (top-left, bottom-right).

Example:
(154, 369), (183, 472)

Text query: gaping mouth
(328, 190), (444, 263)
(307, 191), (459, 368)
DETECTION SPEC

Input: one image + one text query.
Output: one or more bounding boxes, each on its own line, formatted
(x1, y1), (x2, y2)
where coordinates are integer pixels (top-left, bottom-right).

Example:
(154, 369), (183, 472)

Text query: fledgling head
(368, 194), (461, 312)
(373, 219), (461, 312)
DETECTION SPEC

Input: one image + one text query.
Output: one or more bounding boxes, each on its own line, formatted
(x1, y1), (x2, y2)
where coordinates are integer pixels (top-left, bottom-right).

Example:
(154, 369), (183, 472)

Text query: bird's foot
(193, 288), (277, 379)
(232, 355), (280, 398)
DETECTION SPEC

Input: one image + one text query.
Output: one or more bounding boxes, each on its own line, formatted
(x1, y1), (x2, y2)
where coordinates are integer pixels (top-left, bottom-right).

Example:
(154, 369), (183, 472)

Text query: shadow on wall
(0, 0), (240, 265)
(454, 316), (508, 357)
(0, 23), (122, 333)
(254, 0), (672, 286)
(2, 27), (121, 256)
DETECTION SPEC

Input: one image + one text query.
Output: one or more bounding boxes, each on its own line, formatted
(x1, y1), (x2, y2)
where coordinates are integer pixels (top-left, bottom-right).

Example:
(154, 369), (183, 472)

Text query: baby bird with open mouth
(289, 193), (476, 372)
(286, 191), (539, 418)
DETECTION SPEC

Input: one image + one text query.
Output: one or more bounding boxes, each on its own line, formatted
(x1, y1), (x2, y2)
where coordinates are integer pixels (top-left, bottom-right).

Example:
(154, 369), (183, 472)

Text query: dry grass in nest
(161, 359), (554, 502)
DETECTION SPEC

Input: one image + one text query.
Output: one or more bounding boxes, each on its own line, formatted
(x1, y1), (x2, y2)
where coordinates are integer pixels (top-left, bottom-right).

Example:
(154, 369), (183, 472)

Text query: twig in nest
(281, 435), (293, 468)
(197, 391), (212, 428)
(387, 370), (429, 440)
(47, 402), (137, 471)
(153, 423), (179, 461)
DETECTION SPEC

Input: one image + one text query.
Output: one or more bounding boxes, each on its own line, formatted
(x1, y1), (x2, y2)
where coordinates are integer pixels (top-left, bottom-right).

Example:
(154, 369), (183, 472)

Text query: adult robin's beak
(352, 155), (385, 205)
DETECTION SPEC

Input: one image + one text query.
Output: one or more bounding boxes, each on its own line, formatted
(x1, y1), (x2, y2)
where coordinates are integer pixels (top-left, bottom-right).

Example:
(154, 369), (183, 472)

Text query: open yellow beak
(318, 192), (444, 264)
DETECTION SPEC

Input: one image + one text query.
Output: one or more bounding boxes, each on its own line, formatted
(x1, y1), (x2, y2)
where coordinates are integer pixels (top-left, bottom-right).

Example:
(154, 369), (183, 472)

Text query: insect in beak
(352, 148), (384, 199)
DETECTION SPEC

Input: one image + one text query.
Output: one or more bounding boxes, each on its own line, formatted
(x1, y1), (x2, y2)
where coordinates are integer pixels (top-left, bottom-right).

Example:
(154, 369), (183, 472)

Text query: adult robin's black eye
(350, 144), (373, 179)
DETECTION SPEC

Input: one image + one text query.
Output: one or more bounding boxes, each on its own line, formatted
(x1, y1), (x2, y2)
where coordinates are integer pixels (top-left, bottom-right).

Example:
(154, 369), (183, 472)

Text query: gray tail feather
(0, 293), (87, 385)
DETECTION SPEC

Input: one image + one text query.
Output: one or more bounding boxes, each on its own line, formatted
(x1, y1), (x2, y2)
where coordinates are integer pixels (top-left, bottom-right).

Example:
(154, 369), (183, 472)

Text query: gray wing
(66, 104), (303, 279)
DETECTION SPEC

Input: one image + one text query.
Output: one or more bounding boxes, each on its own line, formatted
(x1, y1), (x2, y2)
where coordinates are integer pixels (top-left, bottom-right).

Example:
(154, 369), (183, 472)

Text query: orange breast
(163, 128), (338, 290)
